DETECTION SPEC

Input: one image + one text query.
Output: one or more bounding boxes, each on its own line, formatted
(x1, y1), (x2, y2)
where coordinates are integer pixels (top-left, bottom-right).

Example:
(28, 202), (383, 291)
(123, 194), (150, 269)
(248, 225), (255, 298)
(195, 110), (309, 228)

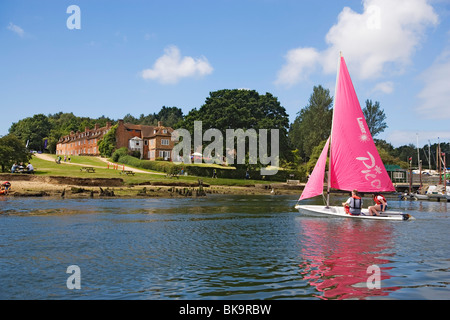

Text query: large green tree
(289, 85), (333, 160)
(9, 114), (52, 151)
(179, 89), (291, 161)
(0, 135), (32, 172)
(362, 99), (387, 138)
(8, 112), (116, 154)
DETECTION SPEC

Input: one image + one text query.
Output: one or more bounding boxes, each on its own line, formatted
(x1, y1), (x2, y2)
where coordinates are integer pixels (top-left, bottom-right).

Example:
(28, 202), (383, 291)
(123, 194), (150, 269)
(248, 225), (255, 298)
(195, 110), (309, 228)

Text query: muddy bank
(1, 174), (302, 198)
(1, 174), (124, 187)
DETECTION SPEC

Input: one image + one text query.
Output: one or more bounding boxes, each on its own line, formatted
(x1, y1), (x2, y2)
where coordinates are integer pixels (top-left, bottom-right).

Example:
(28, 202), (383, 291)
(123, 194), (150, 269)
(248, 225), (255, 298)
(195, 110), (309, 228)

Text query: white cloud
(372, 81), (394, 94)
(276, 0), (438, 86)
(141, 46), (213, 84)
(416, 49), (450, 119)
(7, 22), (25, 37)
(275, 47), (320, 87)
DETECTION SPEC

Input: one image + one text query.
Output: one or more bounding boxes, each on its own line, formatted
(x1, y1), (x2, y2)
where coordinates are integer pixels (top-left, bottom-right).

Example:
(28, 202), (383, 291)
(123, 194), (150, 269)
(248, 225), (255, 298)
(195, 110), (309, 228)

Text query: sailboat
(294, 53), (413, 221)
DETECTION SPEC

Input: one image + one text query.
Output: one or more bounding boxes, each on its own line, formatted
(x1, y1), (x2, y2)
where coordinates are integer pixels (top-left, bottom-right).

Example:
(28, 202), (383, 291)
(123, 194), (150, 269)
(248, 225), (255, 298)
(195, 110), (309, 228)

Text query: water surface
(0, 195), (449, 300)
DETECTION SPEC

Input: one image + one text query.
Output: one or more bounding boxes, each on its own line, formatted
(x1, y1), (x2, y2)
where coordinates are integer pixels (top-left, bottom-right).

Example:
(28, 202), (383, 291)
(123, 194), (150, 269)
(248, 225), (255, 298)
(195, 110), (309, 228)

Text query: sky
(1, 0), (450, 148)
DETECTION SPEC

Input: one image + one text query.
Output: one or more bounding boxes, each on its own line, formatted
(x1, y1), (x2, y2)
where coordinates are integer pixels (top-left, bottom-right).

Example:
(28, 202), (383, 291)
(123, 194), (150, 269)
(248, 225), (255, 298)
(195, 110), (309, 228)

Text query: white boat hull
(295, 205), (414, 221)
(414, 194), (430, 200)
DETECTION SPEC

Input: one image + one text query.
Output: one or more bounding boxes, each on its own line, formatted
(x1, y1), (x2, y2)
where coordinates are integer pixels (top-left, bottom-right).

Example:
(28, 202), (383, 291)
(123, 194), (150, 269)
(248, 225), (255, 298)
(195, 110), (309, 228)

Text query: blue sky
(1, 0), (450, 147)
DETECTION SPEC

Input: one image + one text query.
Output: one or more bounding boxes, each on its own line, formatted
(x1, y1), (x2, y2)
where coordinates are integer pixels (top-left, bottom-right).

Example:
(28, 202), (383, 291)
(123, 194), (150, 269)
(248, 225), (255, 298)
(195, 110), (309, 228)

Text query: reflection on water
(0, 195), (449, 299)
(298, 219), (399, 299)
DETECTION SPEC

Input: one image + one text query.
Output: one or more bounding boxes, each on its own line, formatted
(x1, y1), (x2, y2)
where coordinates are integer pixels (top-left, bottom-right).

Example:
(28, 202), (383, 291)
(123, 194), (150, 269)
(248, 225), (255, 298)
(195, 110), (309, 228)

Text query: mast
(326, 52), (341, 207)
(416, 134), (420, 170)
(417, 134), (422, 189)
(438, 138), (442, 185)
(428, 140), (431, 171)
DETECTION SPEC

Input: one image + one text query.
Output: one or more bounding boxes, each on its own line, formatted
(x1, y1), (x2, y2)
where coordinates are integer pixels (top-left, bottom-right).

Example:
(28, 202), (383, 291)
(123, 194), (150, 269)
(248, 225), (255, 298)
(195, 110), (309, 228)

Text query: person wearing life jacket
(342, 189), (363, 215)
(0, 181), (11, 195)
(368, 193), (387, 216)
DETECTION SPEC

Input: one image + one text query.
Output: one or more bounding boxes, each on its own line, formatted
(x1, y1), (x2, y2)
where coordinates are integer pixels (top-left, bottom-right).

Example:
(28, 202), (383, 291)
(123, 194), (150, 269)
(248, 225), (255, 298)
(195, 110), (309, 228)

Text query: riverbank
(1, 174), (301, 198)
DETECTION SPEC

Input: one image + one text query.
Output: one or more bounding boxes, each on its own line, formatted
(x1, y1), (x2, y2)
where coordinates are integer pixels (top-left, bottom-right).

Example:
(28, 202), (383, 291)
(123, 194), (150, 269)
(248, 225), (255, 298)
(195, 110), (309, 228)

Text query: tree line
(2, 87), (445, 176)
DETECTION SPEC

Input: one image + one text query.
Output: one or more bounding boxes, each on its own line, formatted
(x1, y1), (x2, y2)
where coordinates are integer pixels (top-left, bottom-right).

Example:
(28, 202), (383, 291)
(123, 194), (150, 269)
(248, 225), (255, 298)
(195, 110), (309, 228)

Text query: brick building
(56, 122), (112, 156)
(56, 120), (175, 161)
(115, 120), (175, 161)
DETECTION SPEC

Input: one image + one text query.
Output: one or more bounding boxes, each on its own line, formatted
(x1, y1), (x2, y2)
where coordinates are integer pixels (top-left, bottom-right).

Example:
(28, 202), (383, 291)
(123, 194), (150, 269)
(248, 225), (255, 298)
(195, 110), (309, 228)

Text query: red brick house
(56, 122), (112, 156)
(115, 120), (175, 160)
(56, 120), (175, 161)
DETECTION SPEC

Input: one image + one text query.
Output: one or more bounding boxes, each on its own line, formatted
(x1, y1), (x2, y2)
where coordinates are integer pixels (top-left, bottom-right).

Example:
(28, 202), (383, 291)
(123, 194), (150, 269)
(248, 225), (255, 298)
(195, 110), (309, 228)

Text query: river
(0, 194), (449, 300)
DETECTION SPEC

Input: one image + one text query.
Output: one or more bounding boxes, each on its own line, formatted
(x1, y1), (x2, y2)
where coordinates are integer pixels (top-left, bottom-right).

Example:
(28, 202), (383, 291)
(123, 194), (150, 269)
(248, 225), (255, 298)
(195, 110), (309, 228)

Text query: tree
(179, 89), (291, 161)
(9, 114), (52, 151)
(305, 138), (329, 175)
(98, 124), (118, 157)
(0, 135), (32, 172)
(289, 85), (333, 160)
(363, 99), (387, 138)
(122, 106), (184, 128)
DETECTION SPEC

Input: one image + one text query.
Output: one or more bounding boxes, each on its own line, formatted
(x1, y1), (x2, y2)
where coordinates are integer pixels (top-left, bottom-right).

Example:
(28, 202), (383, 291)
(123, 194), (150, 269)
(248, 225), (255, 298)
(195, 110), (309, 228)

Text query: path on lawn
(33, 153), (165, 175)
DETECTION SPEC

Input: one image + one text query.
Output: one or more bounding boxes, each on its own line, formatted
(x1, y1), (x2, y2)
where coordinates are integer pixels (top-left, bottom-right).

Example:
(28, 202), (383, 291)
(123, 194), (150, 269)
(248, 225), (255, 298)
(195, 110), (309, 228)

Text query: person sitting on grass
(26, 163), (34, 174)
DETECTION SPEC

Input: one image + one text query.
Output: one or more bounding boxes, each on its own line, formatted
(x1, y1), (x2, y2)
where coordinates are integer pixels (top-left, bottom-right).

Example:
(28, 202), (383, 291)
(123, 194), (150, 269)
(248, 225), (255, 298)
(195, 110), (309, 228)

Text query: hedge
(114, 154), (301, 181)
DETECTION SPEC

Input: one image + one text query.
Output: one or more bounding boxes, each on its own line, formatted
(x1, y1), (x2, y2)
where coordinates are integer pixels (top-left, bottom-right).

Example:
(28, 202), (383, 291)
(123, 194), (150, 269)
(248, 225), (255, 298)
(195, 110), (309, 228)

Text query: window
(161, 139), (169, 145)
(163, 129), (167, 134)
(159, 151), (171, 159)
(393, 172), (404, 179)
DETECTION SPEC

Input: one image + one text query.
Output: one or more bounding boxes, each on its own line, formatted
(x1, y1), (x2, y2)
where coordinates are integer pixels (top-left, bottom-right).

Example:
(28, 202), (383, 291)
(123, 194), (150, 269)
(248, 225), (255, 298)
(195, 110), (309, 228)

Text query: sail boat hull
(295, 204), (413, 221)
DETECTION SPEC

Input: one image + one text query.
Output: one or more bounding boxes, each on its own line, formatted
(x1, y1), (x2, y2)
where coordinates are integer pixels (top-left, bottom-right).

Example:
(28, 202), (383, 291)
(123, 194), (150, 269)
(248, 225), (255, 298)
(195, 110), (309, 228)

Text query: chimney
(157, 121), (162, 127)
(94, 123), (99, 130)
(106, 121), (112, 129)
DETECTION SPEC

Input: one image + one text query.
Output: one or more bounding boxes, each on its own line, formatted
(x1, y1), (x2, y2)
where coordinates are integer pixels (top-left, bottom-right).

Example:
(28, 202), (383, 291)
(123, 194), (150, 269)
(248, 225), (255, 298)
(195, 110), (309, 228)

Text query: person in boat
(368, 193), (387, 216)
(342, 189), (363, 216)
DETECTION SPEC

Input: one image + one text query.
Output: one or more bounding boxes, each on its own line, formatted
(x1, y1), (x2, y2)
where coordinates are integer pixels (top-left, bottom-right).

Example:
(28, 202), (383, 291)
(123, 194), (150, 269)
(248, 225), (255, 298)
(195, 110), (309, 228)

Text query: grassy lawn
(53, 155), (107, 167)
(28, 154), (271, 187)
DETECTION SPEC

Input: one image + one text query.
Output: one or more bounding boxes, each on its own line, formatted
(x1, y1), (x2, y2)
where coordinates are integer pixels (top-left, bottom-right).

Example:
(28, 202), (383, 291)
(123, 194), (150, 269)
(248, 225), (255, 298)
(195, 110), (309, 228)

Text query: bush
(111, 147), (129, 162)
(113, 155), (300, 181)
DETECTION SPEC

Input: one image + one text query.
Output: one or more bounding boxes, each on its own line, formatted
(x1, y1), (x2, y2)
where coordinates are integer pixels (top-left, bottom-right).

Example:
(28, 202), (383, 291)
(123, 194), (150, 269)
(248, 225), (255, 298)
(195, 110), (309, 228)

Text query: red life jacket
(374, 194), (386, 205)
(345, 195), (362, 214)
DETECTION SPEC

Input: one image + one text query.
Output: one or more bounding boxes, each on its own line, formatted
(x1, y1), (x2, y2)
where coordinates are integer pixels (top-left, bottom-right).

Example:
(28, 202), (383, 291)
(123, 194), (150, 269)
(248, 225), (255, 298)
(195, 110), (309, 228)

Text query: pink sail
(329, 56), (395, 192)
(299, 137), (330, 200)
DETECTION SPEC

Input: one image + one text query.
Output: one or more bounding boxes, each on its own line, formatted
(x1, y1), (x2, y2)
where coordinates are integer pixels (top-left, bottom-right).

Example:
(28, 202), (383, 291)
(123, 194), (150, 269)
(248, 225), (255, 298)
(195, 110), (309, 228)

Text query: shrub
(113, 155), (300, 181)
(111, 147), (129, 162)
